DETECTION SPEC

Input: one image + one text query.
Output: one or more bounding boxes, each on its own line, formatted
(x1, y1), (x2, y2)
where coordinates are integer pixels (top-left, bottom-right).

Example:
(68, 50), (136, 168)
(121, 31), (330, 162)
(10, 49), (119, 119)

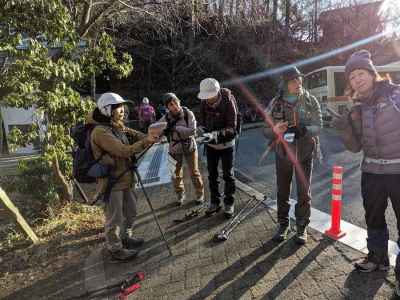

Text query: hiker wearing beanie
(87, 92), (159, 261)
(331, 50), (400, 292)
(158, 93), (204, 206)
(263, 66), (322, 245)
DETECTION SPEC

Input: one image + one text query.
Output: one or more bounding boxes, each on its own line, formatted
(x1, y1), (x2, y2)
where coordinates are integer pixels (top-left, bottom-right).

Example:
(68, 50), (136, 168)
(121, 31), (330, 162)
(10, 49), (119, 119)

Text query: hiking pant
(206, 145), (235, 206)
(104, 189), (137, 251)
(172, 150), (204, 198)
(275, 155), (313, 227)
(361, 173), (400, 278)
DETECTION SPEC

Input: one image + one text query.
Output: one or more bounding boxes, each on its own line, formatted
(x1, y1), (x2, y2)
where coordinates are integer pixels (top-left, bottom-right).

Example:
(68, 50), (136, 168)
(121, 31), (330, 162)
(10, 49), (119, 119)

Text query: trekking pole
(132, 166), (173, 256)
(64, 272), (144, 300)
(72, 178), (90, 204)
(129, 144), (173, 256)
(257, 140), (276, 166)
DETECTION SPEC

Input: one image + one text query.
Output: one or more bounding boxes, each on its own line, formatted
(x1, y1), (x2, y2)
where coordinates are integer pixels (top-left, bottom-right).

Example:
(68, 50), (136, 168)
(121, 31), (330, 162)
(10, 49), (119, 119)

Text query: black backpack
(220, 90), (242, 136)
(233, 99), (242, 136)
(70, 124), (107, 183)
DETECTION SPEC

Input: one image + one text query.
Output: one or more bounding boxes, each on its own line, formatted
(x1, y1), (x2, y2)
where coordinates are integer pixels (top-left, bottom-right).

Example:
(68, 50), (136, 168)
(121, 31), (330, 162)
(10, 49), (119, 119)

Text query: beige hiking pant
(104, 189), (137, 251)
(173, 150), (204, 198)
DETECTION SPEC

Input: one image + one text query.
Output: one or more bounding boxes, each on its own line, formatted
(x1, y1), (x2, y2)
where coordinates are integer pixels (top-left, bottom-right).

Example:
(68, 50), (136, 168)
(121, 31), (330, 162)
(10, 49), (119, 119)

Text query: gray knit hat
(162, 92), (180, 106)
(345, 50), (378, 80)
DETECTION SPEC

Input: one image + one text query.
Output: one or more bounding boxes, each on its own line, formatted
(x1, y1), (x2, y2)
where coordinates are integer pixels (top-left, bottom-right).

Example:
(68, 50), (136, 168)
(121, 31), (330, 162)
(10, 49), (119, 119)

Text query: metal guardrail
(0, 153), (40, 176)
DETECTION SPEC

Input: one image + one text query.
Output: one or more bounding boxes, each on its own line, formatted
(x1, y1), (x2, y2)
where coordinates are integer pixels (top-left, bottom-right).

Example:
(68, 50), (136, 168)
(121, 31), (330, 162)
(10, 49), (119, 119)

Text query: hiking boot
(295, 226), (307, 245)
(224, 204), (234, 219)
(272, 224), (290, 242)
(195, 194), (204, 205)
(354, 255), (390, 273)
(109, 248), (139, 261)
(122, 237), (144, 249)
(177, 192), (185, 206)
(205, 202), (221, 216)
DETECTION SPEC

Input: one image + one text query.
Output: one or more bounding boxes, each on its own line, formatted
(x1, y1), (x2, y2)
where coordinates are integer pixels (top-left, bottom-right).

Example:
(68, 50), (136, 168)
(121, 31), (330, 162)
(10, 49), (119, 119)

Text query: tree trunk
(219, 0), (225, 18)
(265, 0), (270, 16)
(0, 111), (4, 154)
(272, 0), (278, 26)
(51, 156), (73, 202)
(0, 107), (8, 154)
(285, 0), (290, 36)
(91, 74), (96, 100)
(191, 0), (198, 38)
(271, 0), (278, 56)
(313, 0), (319, 42)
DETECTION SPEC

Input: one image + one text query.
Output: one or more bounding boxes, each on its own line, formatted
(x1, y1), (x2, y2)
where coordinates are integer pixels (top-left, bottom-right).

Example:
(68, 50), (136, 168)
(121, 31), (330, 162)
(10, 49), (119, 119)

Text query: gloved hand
(197, 126), (208, 136)
(295, 125), (307, 138)
(330, 107), (352, 131)
(214, 128), (236, 143)
(285, 126), (307, 139)
(202, 132), (217, 144)
(163, 123), (174, 137)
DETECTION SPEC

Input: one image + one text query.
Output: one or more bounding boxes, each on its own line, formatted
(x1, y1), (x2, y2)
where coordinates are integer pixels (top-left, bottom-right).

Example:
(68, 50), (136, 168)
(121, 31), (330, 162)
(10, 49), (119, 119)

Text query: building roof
(319, 1), (383, 20)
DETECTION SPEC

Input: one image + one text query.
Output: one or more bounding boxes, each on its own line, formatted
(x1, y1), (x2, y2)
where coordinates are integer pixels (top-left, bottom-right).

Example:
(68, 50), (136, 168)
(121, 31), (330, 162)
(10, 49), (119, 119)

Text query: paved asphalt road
(236, 127), (399, 242)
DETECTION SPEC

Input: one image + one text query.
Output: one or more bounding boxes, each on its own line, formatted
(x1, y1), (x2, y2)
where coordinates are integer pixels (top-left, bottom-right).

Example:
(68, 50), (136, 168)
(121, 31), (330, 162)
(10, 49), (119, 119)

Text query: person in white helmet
(139, 97), (156, 131)
(86, 92), (159, 261)
(197, 78), (239, 219)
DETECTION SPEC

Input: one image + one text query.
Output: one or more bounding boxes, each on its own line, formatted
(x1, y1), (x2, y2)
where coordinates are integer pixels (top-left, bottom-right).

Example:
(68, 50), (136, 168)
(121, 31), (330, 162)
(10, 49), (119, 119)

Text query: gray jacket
(263, 89), (322, 162)
(333, 81), (400, 174)
(159, 107), (197, 155)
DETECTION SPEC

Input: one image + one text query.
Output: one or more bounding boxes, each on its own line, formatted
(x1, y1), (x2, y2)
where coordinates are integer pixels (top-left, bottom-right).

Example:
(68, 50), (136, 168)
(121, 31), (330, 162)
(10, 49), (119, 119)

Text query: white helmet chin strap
(100, 105), (112, 117)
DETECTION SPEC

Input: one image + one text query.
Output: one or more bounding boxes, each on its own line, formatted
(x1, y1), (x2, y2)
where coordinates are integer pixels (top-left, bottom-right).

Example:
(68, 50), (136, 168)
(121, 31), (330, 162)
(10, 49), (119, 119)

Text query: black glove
(286, 126), (307, 139)
(216, 129), (236, 143)
(296, 125), (307, 138)
(163, 123), (175, 142)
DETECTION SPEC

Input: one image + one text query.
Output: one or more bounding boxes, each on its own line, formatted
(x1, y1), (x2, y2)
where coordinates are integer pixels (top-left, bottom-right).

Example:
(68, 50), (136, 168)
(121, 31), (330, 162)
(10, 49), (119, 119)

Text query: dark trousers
(361, 173), (400, 277)
(206, 145), (235, 206)
(275, 155), (313, 227)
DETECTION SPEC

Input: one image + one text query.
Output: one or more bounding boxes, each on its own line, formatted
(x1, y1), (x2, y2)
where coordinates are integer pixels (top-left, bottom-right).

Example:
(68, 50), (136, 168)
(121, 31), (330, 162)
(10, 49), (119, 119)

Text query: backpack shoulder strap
(388, 86), (400, 113)
(182, 106), (189, 126)
(85, 124), (105, 161)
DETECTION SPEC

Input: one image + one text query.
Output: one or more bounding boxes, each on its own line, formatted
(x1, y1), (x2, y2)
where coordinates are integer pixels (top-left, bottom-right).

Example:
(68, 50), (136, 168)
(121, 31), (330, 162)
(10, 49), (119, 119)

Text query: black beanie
(345, 50), (378, 80)
(282, 67), (303, 81)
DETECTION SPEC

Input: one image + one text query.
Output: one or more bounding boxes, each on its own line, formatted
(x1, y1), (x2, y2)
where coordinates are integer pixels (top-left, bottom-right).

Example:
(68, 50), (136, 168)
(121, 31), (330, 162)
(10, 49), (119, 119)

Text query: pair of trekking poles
(173, 134), (270, 242)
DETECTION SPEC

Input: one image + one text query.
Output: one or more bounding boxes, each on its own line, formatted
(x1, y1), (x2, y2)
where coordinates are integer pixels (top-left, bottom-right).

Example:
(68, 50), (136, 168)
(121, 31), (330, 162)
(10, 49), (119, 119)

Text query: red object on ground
(118, 272), (145, 300)
(118, 283), (141, 300)
(325, 166), (346, 239)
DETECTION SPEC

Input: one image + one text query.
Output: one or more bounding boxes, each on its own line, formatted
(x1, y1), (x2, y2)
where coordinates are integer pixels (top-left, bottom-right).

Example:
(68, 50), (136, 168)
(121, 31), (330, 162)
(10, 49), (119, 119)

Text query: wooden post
(0, 187), (39, 244)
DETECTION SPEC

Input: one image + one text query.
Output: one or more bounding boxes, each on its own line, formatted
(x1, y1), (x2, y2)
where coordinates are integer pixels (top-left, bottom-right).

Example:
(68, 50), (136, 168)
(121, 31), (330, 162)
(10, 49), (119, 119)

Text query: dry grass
(0, 200), (105, 299)
(0, 201), (103, 254)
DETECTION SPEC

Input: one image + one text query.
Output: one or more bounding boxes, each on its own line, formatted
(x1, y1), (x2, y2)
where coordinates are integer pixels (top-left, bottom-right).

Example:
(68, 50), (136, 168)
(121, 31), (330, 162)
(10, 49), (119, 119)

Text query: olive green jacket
(263, 89), (322, 162)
